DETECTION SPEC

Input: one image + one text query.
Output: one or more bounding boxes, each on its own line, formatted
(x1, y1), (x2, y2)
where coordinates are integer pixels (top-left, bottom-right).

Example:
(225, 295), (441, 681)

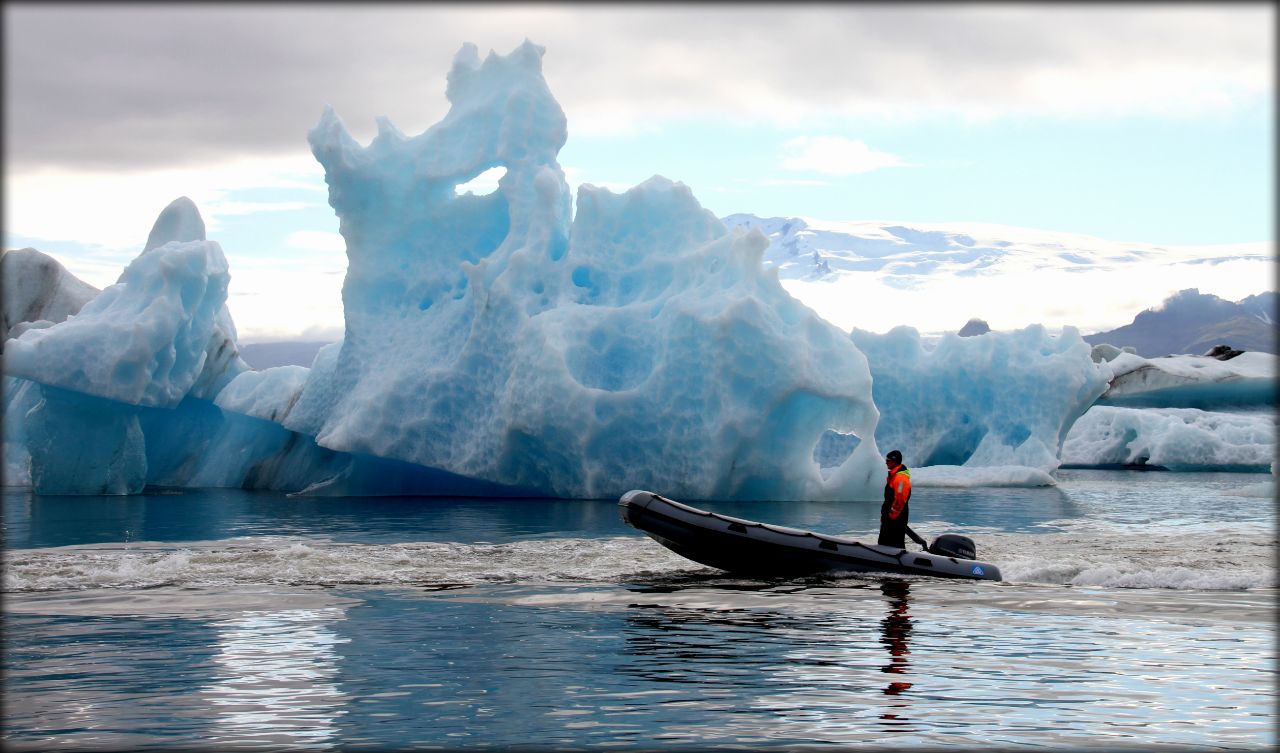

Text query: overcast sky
(3, 2), (1274, 340)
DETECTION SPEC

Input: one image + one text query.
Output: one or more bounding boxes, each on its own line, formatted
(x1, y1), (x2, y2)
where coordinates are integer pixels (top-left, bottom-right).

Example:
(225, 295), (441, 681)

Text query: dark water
(3, 471), (1275, 750)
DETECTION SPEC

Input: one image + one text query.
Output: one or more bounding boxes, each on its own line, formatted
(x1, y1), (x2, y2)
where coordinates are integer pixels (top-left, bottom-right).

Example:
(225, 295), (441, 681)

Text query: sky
(3, 2), (1274, 342)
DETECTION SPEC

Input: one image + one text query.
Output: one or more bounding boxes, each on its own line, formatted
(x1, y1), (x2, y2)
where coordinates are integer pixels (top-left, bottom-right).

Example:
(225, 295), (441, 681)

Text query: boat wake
(4, 528), (1273, 593)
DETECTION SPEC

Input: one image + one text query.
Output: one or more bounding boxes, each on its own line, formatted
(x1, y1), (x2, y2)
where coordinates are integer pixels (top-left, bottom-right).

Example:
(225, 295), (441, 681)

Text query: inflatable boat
(619, 489), (1001, 581)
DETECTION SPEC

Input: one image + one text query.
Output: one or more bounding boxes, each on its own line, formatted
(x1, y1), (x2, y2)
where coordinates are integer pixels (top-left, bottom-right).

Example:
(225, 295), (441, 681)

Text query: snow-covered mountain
(1083, 289), (1278, 356)
(722, 213), (1274, 336)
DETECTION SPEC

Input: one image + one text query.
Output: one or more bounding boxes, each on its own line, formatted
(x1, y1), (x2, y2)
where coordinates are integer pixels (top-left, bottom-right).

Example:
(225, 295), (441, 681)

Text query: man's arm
(888, 471), (911, 518)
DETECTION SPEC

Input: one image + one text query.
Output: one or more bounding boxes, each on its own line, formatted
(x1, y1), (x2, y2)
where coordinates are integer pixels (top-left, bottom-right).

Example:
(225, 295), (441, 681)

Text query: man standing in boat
(880, 450), (929, 551)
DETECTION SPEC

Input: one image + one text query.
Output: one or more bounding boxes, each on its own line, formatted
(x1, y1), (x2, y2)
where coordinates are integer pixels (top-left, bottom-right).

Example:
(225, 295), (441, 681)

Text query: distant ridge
(1084, 289), (1278, 356)
(238, 340), (332, 369)
(719, 212), (1273, 336)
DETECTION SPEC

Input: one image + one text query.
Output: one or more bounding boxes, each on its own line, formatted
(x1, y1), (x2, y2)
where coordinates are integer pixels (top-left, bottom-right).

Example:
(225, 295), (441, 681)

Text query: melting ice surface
(2, 40), (1275, 499)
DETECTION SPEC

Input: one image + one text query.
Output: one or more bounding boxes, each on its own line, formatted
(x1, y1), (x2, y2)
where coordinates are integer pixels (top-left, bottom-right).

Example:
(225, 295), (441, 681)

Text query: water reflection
(612, 577), (929, 744)
(199, 607), (350, 747)
(879, 579), (913, 693)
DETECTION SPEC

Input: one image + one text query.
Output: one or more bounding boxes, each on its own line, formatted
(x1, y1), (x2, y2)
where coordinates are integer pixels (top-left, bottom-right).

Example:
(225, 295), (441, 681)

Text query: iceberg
(278, 40), (883, 501)
(1097, 351), (1277, 409)
(3, 199), (251, 494)
(851, 325), (1109, 473)
(1062, 406), (1276, 472)
(5, 197), (249, 406)
(1, 248), (100, 344)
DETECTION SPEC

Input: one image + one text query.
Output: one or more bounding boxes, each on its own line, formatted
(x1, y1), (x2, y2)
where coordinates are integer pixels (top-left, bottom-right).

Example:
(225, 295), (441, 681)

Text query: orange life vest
(885, 465), (912, 520)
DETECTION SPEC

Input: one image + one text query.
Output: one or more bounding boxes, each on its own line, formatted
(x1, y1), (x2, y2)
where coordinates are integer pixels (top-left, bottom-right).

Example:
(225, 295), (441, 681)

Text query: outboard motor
(929, 533), (977, 560)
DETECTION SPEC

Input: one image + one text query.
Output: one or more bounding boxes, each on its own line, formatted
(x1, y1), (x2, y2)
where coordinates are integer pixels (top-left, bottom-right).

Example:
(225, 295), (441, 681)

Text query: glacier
(4, 40), (1272, 499)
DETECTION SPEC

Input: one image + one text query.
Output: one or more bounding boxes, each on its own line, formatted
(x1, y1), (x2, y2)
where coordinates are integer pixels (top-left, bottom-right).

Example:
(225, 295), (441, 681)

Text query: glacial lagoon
(3, 470), (1274, 750)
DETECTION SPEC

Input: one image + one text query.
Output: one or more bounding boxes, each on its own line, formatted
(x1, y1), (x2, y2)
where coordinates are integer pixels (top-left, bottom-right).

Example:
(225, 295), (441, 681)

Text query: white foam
(985, 529), (1276, 590)
(1, 536), (692, 592)
(4, 527), (1273, 593)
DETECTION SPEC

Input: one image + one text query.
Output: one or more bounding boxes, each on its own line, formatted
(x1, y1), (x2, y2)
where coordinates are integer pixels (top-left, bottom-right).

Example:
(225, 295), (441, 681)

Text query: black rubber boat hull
(619, 489), (1001, 581)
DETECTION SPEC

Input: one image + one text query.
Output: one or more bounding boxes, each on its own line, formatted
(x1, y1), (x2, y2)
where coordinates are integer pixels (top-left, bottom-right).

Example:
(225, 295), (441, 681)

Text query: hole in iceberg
(813, 429), (860, 479)
(455, 166), (507, 197)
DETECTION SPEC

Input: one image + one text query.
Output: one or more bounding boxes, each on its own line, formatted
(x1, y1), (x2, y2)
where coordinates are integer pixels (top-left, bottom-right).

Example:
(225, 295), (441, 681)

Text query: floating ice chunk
(1, 248), (99, 343)
(851, 325), (1108, 472)
(1090, 343), (1136, 363)
(1100, 351), (1277, 408)
(1063, 406), (1276, 471)
(4, 238), (231, 407)
(4, 198), (250, 406)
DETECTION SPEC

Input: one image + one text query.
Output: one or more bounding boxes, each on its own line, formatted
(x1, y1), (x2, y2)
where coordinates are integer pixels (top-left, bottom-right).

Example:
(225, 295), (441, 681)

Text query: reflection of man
(879, 579), (913, 696)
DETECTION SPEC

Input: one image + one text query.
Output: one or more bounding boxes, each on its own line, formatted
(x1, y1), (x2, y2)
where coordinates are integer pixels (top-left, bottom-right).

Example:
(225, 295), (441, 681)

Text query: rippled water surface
(3, 471), (1275, 750)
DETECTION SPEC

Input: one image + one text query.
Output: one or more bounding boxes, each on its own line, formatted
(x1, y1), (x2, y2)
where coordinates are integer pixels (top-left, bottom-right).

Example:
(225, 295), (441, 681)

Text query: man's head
(885, 450), (902, 466)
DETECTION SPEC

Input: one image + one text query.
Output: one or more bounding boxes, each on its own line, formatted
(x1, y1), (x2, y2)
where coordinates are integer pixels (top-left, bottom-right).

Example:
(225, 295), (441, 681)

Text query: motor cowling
(929, 533), (976, 560)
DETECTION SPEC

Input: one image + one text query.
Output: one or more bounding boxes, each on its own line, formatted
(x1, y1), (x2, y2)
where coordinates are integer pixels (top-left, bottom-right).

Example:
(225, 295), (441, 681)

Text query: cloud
(781, 251), (1276, 335)
(4, 154), (324, 249)
(780, 137), (906, 175)
(3, 5), (1271, 172)
(286, 230), (346, 254)
(455, 166), (506, 196)
(222, 253), (347, 342)
(758, 178), (835, 188)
